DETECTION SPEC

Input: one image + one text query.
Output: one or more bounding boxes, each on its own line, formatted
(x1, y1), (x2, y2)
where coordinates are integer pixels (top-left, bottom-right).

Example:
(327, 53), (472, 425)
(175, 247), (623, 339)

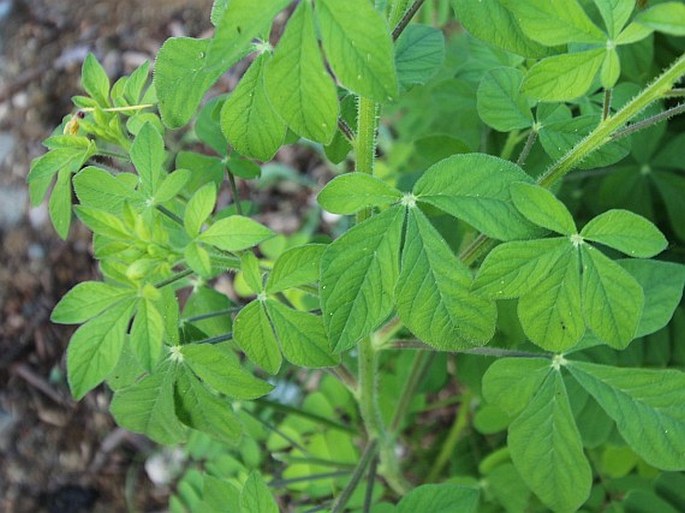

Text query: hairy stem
(156, 205), (184, 226)
(602, 88), (613, 120)
(226, 169), (244, 216)
(611, 102), (685, 141)
(516, 129), (538, 167)
(392, 0), (427, 40)
(154, 268), (193, 288)
(331, 440), (379, 513)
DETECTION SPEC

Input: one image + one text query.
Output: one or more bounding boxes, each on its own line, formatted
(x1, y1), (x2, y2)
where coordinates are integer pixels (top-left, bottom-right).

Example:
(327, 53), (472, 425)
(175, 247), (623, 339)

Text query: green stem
(226, 169), (244, 216)
(182, 307), (240, 323)
(611, 102), (685, 141)
(388, 0), (411, 27)
(358, 337), (384, 438)
(156, 205), (184, 226)
(459, 53), (685, 266)
(392, 0), (428, 40)
(154, 268), (193, 288)
(516, 129), (538, 167)
(255, 398), (356, 433)
(388, 340), (551, 358)
(426, 392), (473, 482)
(355, 96), (379, 214)
(602, 88), (613, 120)
(390, 351), (434, 432)
(331, 440), (379, 513)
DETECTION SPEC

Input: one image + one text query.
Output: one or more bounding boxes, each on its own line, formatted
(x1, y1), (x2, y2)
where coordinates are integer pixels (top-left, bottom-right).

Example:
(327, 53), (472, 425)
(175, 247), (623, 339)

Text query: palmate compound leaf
(567, 360), (685, 470)
(395, 207), (496, 349)
(67, 298), (137, 400)
(316, 0), (398, 102)
(320, 206), (404, 352)
(508, 370), (592, 513)
(412, 154), (537, 241)
(317, 173), (402, 215)
(154, 0), (290, 128)
(220, 53), (287, 161)
(110, 359), (186, 445)
(264, 0), (339, 144)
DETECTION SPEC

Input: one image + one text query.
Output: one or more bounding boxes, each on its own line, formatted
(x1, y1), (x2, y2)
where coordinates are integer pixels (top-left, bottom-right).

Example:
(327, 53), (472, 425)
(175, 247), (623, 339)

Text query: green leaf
(501, 0), (605, 45)
(130, 122), (165, 195)
(67, 299), (136, 400)
(240, 252), (263, 293)
(451, 0), (550, 58)
(49, 167), (73, 239)
(619, 260), (685, 338)
(181, 343), (273, 399)
(594, 0), (635, 38)
(155, 169), (190, 204)
(473, 238), (569, 299)
(511, 182), (576, 235)
(156, 286), (180, 345)
(266, 300), (339, 368)
(185, 183), (217, 238)
(52, 281), (133, 324)
(73, 166), (142, 212)
(395, 24), (445, 88)
(123, 60), (150, 104)
(580, 209), (667, 258)
(264, 1), (338, 143)
(652, 171), (685, 241)
(518, 246), (586, 351)
(508, 371), (592, 513)
(522, 49), (605, 102)
(396, 208), (496, 349)
(320, 206), (404, 352)
(130, 299), (165, 372)
(174, 369), (242, 445)
(567, 360), (685, 471)
(233, 300), (282, 374)
(266, 244), (326, 294)
(199, 216), (274, 252)
(75, 205), (130, 240)
(183, 286), (233, 338)
(413, 154), (536, 241)
(635, 2), (685, 36)
(110, 360), (186, 445)
(580, 245), (644, 348)
(601, 48), (621, 89)
(616, 21), (654, 44)
(240, 472), (278, 513)
(482, 357), (552, 417)
(317, 174), (402, 215)
(316, 0), (398, 102)
(477, 67), (533, 132)
(221, 54), (287, 161)
(154, 0), (290, 128)
(81, 53), (110, 106)
(397, 483), (480, 513)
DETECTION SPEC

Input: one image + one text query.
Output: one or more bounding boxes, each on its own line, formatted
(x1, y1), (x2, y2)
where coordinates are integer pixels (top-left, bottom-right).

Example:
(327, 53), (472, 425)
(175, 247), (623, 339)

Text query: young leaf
(199, 216), (274, 252)
(580, 245), (644, 349)
(395, 24), (445, 88)
(49, 167), (74, 239)
(81, 53), (110, 106)
(518, 246), (586, 351)
(130, 299), (165, 372)
(317, 174), (402, 215)
(508, 371), (592, 513)
(123, 60), (150, 104)
(476, 67), (533, 132)
(580, 209), (667, 258)
(240, 252), (263, 293)
(233, 300), (282, 374)
(619, 260), (685, 337)
(154, 0), (290, 128)
(511, 182), (576, 235)
(316, 0), (398, 102)
(397, 483), (480, 513)
(568, 360), (685, 471)
(130, 122), (165, 195)
(473, 238), (569, 299)
(594, 0), (635, 38)
(110, 360), (186, 445)
(28, 141), (95, 205)
(601, 48), (621, 89)
(75, 205), (130, 240)
(396, 208), (496, 349)
(320, 206), (404, 352)
(73, 166), (142, 212)
(52, 281), (134, 324)
(221, 54), (287, 161)
(264, 0), (339, 144)
(413, 154), (537, 241)
(155, 169), (190, 204)
(451, 0), (550, 58)
(501, 0), (605, 45)
(185, 183), (217, 238)
(522, 49), (605, 102)
(482, 358), (552, 417)
(240, 472), (278, 513)
(181, 343), (273, 399)
(266, 300), (339, 368)
(635, 2), (685, 36)
(67, 298), (137, 400)
(174, 369), (242, 445)
(266, 244), (326, 294)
